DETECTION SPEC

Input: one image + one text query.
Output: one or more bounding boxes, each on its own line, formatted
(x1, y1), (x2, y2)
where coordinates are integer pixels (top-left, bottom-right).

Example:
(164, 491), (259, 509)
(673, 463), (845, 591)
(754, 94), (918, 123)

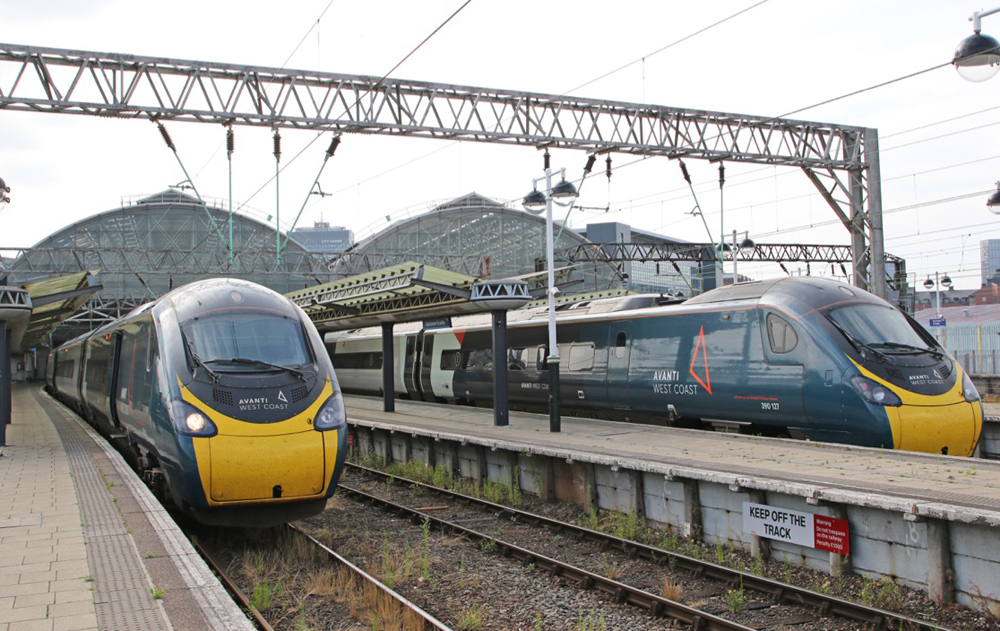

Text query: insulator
(584, 155), (596, 175)
(606, 156), (612, 180)
(157, 123), (176, 151)
(273, 131), (281, 160)
(327, 136), (341, 158)
(679, 160), (691, 184)
(226, 127), (235, 154)
(543, 149), (551, 170)
(718, 162), (726, 188)
(840, 263), (848, 277)
(780, 262), (790, 275)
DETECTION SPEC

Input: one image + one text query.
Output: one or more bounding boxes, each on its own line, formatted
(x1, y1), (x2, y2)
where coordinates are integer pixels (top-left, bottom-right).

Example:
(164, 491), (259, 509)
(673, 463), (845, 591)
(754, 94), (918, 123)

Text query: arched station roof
(331, 193), (618, 291)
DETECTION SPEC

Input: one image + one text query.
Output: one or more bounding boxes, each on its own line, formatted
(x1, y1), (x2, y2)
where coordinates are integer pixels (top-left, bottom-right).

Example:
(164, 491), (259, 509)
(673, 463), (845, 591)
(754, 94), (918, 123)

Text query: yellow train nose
(887, 401), (983, 456)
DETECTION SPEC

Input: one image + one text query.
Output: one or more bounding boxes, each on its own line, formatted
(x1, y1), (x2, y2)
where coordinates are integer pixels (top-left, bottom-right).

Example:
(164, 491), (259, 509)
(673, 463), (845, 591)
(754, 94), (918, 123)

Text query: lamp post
(954, 8), (1000, 82)
(923, 272), (953, 319)
(523, 167), (579, 433)
(0, 177), (9, 212)
(730, 230), (755, 285)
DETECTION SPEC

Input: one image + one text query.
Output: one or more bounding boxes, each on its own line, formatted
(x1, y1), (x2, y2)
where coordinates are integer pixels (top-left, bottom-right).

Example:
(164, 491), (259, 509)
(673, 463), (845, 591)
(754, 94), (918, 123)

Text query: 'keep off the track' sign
(743, 502), (850, 556)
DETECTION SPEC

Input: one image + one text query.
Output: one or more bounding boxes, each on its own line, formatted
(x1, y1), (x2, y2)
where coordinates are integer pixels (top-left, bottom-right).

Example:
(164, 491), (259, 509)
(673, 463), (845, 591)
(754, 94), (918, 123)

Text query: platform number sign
(743, 502), (850, 555)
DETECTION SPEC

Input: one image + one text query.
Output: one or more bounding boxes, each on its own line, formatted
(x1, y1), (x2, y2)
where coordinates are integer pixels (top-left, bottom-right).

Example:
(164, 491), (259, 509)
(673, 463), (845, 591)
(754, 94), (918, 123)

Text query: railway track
(191, 521), (450, 630)
(330, 462), (951, 631)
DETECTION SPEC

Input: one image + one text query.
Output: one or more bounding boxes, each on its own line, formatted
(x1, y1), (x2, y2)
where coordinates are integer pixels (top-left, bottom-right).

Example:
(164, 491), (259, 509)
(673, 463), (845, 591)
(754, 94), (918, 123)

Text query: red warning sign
(814, 515), (850, 555)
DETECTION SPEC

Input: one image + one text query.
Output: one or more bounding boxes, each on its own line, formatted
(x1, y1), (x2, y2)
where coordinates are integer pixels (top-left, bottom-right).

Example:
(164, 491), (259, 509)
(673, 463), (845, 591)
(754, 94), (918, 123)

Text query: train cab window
(766, 313), (798, 354)
(614, 331), (627, 359)
(183, 311), (312, 369)
(567, 343), (595, 372)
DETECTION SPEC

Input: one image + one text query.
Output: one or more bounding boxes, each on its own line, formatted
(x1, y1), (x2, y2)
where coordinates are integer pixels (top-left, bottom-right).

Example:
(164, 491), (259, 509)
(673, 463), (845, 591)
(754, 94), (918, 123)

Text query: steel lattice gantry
(0, 42), (885, 298)
(561, 242), (908, 308)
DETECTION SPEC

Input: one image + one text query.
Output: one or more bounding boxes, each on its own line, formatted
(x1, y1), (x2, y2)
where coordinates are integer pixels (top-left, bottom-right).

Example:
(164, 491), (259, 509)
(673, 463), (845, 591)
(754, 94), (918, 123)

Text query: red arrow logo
(689, 326), (712, 395)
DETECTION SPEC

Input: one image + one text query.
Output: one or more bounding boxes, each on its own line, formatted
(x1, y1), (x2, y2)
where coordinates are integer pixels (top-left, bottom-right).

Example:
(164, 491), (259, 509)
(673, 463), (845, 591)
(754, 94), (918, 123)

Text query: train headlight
(962, 372), (982, 403)
(170, 400), (218, 437)
(314, 393), (346, 431)
(849, 375), (902, 407)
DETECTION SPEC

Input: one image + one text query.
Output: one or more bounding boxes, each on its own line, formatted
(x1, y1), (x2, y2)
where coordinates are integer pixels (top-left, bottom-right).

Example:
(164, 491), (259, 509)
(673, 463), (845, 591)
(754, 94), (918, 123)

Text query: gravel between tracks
(200, 466), (1000, 630)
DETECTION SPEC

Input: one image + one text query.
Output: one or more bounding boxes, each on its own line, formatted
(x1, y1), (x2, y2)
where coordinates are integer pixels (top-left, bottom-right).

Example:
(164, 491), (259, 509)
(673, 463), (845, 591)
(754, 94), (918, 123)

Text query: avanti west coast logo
(238, 391), (290, 411)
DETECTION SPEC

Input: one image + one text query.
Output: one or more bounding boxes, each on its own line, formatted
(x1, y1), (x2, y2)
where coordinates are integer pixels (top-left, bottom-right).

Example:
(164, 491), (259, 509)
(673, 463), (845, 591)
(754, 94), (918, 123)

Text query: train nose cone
(889, 402), (982, 457)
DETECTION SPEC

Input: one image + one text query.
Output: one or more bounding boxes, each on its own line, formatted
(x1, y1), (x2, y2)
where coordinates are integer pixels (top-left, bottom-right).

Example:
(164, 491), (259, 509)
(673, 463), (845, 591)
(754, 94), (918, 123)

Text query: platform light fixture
(730, 230), (755, 285)
(987, 182), (1000, 213)
(954, 8), (1000, 82)
(0, 177), (9, 212)
(923, 272), (952, 320)
(523, 166), (579, 433)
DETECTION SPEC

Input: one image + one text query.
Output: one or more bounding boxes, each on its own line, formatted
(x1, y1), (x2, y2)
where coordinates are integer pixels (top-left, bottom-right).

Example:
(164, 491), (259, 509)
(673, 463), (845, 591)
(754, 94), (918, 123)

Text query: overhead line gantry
(0, 42), (886, 298)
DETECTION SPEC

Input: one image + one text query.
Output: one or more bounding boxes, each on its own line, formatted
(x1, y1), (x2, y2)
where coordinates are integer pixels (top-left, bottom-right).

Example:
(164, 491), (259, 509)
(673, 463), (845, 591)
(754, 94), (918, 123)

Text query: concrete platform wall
(351, 424), (1000, 610)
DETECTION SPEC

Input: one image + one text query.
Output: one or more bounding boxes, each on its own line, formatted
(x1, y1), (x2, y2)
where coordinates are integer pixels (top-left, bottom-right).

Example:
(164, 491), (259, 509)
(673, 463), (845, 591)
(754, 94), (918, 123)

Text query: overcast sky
(3, 0), (999, 290)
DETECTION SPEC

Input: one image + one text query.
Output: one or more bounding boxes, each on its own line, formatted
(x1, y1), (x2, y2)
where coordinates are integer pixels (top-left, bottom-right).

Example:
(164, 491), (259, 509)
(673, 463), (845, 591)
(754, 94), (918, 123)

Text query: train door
(108, 331), (124, 429)
(606, 322), (633, 410)
(418, 333), (437, 402)
(758, 310), (810, 431)
(403, 334), (424, 399)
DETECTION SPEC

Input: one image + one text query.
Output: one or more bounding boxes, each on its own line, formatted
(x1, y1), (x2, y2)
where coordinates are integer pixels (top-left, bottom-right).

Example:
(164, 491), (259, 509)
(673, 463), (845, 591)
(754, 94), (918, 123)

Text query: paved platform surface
(346, 395), (1000, 524)
(0, 384), (253, 631)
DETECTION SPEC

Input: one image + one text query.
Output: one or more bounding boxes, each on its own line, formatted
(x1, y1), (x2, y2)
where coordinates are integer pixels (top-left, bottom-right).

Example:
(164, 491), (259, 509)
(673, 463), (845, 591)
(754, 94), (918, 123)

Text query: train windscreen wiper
(214, 357), (308, 382)
(872, 342), (945, 359)
(826, 317), (888, 362)
(182, 333), (221, 383)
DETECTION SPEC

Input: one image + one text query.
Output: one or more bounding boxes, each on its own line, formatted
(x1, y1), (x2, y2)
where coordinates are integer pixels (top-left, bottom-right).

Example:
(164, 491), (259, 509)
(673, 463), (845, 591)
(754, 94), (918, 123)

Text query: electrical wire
(563, 0), (772, 96)
(236, 0), (475, 213)
(270, 1), (773, 216)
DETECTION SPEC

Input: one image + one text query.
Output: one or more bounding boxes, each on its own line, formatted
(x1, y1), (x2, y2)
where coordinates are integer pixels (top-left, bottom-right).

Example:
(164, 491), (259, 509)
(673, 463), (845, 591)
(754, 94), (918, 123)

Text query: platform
(345, 395), (1000, 514)
(344, 394), (1000, 609)
(0, 384), (253, 631)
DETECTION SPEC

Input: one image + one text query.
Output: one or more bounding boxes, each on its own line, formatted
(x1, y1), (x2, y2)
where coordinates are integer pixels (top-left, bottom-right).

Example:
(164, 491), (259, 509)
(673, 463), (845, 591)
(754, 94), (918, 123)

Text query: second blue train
(327, 276), (983, 457)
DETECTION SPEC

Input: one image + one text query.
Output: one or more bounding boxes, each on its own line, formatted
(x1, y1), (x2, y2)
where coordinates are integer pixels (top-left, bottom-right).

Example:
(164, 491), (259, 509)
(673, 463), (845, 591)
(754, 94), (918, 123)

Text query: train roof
(683, 277), (784, 304)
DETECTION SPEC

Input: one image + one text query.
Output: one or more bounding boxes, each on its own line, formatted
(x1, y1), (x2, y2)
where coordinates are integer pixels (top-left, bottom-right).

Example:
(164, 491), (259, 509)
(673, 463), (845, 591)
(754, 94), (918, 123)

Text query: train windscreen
(182, 311), (312, 369)
(826, 303), (933, 348)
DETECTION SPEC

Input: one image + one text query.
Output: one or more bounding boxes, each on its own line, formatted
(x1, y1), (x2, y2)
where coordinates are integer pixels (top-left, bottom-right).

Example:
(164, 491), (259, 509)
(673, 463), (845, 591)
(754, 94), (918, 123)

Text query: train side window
(508, 348), (527, 371)
(536, 346), (547, 371)
(146, 326), (154, 372)
(332, 353), (357, 369)
(767, 313), (798, 354)
(440, 350), (464, 370)
(615, 331), (627, 359)
(567, 343), (595, 372)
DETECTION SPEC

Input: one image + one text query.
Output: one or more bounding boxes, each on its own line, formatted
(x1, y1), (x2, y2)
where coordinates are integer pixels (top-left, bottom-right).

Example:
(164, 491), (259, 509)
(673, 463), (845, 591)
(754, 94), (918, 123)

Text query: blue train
(46, 278), (348, 527)
(327, 276), (983, 456)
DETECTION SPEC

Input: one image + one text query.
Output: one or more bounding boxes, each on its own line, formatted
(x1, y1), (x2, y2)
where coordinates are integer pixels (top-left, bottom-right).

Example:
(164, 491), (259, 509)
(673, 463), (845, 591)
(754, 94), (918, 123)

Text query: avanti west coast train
(47, 278), (347, 527)
(327, 276), (983, 456)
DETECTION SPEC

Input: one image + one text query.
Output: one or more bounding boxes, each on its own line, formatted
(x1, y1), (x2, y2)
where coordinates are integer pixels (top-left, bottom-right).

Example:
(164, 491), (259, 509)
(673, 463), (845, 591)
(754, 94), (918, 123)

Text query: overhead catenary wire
(236, 0), (475, 214)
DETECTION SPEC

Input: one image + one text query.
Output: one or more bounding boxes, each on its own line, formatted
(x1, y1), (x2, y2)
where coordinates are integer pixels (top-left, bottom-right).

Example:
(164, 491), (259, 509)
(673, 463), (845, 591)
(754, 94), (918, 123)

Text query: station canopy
(18, 271), (102, 351)
(285, 261), (531, 331)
